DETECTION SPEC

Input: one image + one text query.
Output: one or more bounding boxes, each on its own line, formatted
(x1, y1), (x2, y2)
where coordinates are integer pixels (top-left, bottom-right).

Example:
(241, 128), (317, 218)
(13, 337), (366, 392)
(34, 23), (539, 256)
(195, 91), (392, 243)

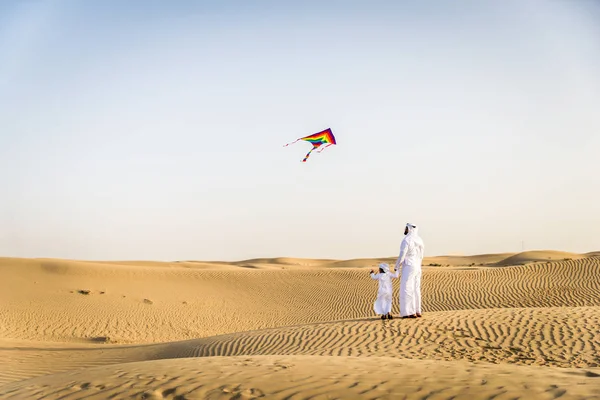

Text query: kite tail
(302, 146), (318, 162)
(316, 143), (333, 153)
(283, 139), (301, 147)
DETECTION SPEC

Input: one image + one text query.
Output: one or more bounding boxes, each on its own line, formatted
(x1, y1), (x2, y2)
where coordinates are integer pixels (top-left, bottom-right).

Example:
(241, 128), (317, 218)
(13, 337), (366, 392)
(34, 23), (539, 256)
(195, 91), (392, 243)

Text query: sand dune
(496, 250), (589, 266)
(169, 307), (600, 367)
(3, 305), (600, 386)
(423, 253), (516, 266)
(3, 355), (600, 400)
(2, 253), (600, 399)
(2, 257), (599, 344)
(5, 249), (592, 273)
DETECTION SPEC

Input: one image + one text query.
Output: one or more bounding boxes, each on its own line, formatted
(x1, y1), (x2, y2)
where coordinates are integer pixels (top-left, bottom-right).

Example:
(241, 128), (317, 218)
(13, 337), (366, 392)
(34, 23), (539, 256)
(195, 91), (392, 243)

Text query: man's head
(405, 223), (417, 235)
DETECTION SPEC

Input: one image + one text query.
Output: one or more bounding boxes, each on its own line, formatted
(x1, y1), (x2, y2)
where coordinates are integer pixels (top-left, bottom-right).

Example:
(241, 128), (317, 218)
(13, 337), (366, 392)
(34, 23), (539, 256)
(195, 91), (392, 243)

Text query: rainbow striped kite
(283, 128), (337, 162)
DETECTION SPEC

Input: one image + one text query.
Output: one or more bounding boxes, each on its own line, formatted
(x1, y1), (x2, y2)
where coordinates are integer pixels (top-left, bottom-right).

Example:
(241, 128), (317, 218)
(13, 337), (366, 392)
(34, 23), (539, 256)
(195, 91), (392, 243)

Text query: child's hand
(369, 269), (374, 274)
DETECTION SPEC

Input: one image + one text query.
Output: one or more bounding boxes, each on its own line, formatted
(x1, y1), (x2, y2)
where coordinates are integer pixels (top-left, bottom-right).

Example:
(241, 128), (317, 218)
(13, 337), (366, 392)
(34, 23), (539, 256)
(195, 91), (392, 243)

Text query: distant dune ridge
(1, 251), (600, 399)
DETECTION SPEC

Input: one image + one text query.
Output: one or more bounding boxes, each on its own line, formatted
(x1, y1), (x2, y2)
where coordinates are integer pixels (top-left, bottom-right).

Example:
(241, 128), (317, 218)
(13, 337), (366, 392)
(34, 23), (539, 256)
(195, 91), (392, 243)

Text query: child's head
(378, 263), (390, 274)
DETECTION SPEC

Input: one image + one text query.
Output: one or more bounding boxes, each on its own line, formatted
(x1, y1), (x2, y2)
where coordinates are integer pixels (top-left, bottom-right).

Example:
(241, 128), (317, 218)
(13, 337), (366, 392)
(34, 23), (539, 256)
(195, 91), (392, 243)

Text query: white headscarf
(379, 263), (390, 273)
(406, 223), (418, 235)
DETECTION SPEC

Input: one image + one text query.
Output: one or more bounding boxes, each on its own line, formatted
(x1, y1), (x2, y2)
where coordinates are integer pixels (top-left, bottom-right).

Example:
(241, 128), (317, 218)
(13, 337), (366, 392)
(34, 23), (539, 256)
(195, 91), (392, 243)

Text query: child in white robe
(370, 263), (400, 320)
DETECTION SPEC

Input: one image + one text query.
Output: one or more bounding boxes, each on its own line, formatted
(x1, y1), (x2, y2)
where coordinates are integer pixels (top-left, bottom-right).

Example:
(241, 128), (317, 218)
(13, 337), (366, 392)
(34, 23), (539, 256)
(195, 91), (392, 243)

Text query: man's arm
(394, 239), (408, 270)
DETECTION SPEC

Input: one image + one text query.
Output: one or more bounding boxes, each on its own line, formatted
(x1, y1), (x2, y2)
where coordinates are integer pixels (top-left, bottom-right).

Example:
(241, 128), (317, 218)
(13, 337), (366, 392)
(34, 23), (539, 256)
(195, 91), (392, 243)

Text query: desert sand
(1, 251), (600, 399)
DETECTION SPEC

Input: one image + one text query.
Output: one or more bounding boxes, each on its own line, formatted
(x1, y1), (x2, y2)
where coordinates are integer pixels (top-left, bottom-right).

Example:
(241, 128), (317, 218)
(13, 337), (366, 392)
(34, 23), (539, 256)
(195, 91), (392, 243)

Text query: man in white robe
(394, 223), (425, 318)
(369, 263), (399, 319)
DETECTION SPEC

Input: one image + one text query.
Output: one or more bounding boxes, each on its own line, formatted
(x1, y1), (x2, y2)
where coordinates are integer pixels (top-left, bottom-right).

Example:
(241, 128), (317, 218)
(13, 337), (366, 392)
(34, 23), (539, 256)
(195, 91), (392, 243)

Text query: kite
(283, 128), (337, 162)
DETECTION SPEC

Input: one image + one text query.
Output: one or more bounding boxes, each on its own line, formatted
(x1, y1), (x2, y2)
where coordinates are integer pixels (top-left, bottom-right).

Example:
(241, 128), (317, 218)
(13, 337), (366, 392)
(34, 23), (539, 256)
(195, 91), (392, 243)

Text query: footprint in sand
(215, 384), (265, 399)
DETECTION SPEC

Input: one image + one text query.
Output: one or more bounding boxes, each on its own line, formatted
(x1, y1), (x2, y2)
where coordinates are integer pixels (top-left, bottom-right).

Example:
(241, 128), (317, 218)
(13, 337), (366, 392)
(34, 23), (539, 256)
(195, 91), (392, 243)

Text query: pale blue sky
(1, 0), (599, 261)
